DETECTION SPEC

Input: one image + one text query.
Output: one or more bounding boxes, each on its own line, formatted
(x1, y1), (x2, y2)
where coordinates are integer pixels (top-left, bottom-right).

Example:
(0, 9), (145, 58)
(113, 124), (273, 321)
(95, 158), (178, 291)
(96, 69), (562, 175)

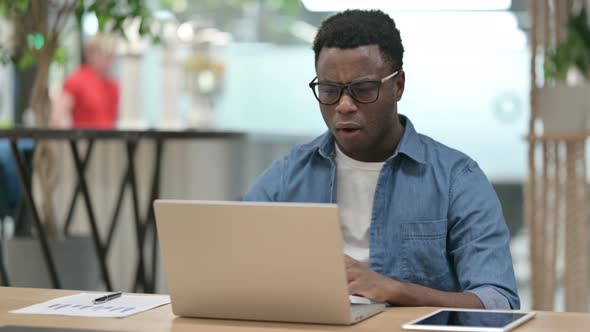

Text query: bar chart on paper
(9, 293), (170, 318)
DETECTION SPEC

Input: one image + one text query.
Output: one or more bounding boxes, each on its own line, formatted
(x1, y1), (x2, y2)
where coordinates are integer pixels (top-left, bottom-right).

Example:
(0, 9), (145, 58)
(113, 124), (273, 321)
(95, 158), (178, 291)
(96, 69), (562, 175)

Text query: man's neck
(85, 64), (109, 79)
(363, 116), (405, 162)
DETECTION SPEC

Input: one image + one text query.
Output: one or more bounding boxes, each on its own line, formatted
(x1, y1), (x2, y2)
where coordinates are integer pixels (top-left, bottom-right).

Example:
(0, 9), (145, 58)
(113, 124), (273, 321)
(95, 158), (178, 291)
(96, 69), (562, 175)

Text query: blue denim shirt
(244, 115), (519, 309)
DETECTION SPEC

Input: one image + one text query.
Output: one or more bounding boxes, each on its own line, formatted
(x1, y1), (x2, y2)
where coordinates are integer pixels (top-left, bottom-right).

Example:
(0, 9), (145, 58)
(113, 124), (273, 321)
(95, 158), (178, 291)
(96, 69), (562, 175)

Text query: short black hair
(313, 9), (404, 72)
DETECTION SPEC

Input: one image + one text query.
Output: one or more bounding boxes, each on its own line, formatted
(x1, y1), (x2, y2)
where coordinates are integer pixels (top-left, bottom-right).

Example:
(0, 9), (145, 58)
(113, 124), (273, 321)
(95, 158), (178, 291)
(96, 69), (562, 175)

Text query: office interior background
(0, 0), (589, 313)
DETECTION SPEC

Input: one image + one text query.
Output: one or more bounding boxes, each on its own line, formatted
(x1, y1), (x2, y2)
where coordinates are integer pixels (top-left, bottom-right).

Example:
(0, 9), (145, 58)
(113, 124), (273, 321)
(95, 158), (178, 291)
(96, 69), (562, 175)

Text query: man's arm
(346, 161), (519, 309)
(446, 161), (519, 309)
(51, 91), (74, 128)
(345, 255), (483, 308)
(243, 156), (286, 201)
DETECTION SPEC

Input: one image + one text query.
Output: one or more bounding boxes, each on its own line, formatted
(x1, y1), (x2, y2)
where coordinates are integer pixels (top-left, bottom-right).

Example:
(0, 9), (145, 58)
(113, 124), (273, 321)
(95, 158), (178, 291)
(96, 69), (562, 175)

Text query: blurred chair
(0, 139), (35, 286)
(0, 151), (11, 285)
(492, 182), (523, 237)
(0, 139), (35, 235)
(0, 141), (20, 217)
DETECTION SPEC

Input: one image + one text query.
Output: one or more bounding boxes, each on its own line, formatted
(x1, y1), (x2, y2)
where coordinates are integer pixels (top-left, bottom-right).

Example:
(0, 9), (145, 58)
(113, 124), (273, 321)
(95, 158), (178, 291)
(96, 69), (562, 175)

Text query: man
(51, 33), (119, 129)
(244, 9), (519, 309)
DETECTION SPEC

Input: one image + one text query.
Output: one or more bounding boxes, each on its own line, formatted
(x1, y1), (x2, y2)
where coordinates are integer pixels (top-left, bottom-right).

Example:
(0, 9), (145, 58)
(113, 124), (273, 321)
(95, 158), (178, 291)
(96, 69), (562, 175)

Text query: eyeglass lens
(313, 81), (381, 104)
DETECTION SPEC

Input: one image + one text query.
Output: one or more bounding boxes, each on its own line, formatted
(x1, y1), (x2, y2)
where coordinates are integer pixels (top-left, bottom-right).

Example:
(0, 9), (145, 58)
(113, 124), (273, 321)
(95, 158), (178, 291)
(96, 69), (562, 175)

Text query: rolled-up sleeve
(467, 286), (512, 309)
(448, 161), (520, 309)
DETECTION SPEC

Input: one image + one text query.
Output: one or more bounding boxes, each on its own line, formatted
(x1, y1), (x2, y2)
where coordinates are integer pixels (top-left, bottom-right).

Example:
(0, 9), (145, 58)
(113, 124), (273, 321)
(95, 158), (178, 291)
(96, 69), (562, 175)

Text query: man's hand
(344, 255), (485, 308)
(345, 255), (397, 302)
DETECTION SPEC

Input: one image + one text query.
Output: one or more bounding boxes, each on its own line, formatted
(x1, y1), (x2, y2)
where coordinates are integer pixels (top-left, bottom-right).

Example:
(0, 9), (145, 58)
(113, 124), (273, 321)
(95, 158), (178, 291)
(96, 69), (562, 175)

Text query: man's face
(315, 45), (405, 162)
(87, 50), (114, 76)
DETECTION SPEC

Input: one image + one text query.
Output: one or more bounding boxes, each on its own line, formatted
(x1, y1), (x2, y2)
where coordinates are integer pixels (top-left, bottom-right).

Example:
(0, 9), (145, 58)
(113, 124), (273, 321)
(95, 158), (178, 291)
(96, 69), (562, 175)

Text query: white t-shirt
(335, 144), (385, 264)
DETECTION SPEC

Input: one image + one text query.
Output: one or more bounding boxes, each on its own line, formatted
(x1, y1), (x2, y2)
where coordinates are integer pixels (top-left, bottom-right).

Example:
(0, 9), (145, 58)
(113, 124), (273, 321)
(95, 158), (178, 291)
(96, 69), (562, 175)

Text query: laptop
(153, 200), (385, 325)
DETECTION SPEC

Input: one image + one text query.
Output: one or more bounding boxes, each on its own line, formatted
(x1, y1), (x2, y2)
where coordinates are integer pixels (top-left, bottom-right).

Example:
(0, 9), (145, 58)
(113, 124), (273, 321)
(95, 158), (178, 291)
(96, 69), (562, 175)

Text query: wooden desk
(1, 287), (589, 331)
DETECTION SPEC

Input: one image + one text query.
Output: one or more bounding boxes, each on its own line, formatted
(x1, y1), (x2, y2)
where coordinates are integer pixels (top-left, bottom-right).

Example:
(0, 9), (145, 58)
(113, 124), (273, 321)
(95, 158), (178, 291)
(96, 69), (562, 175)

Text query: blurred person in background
(51, 34), (119, 129)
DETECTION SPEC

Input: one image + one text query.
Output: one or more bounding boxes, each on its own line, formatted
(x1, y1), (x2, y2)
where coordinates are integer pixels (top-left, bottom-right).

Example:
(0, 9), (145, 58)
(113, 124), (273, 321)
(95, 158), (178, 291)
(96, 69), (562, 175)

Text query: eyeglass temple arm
(309, 76), (318, 86)
(381, 70), (402, 82)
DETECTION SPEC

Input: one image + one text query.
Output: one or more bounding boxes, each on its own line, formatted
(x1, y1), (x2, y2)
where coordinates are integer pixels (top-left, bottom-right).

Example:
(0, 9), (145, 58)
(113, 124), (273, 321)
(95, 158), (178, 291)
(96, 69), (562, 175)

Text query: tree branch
(51, 1), (69, 37)
(54, 0), (79, 37)
(30, 0), (40, 31)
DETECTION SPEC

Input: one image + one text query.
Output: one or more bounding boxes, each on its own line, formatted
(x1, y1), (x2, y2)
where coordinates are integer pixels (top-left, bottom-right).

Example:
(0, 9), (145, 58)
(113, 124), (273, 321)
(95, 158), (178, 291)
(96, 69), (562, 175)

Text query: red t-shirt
(63, 65), (119, 129)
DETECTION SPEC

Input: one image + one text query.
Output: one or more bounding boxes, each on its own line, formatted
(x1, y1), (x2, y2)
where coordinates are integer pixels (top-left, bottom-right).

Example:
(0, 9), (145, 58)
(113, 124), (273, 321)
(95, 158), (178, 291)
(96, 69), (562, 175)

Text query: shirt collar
(316, 114), (426, 165)
(394, 115), (426, 165)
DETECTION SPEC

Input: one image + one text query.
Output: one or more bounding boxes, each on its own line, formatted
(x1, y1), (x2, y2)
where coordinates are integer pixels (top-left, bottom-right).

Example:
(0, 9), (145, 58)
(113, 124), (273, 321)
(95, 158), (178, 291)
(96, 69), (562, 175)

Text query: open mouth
(341, 128), (360, 133)
(337, 128), (361, 138)
(335, 122), (361, 138)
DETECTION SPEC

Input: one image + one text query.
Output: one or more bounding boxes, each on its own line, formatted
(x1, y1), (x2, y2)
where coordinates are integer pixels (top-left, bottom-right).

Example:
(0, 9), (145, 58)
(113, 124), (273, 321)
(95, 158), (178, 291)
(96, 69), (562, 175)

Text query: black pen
(92, 292), (123, 305)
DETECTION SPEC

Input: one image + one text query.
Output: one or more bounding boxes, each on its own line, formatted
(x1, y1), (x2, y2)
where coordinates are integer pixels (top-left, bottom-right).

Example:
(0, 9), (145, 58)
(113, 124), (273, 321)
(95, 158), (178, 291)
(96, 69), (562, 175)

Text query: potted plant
(539, 6), (590, 134)
(0, 0), (155, 290)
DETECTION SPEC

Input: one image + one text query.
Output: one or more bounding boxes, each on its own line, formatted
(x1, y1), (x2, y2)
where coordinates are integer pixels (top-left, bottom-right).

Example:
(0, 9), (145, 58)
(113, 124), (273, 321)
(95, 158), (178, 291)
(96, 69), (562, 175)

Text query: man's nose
(334, 91), (358, 114)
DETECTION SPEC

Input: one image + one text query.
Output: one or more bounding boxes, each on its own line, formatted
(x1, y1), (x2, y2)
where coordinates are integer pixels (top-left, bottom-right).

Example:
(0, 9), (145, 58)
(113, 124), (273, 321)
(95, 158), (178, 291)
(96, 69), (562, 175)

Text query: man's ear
(394, 71), (405, 102)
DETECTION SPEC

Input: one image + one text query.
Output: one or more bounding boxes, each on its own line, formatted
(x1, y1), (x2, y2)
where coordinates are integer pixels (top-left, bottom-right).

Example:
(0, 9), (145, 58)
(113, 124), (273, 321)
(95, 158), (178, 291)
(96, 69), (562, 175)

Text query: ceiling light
(300, 0), (511, 12)
(177, 22), (194, 43)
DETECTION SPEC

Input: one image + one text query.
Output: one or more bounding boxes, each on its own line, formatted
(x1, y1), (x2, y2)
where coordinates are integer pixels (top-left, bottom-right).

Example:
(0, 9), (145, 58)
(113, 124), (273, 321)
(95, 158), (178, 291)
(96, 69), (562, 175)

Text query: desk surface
(1, 287), (589, 332)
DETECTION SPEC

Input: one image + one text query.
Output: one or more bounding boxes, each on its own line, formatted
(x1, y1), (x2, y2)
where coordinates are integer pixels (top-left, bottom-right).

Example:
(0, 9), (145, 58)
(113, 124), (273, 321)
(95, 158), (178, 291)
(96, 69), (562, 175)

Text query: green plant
(0, 0), (157, 238)
(544, 7), (590, 82)
(0, 0), (155, 124)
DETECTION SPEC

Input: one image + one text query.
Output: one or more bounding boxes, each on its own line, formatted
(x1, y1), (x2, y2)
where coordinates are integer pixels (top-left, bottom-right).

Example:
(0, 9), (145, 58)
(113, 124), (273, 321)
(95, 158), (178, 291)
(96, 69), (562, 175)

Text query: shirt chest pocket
(400, 219), (450, 286)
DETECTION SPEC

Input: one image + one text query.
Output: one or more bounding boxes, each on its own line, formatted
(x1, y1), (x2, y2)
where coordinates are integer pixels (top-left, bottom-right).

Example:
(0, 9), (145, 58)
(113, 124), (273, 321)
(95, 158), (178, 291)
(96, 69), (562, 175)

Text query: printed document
(9, 293), (170, 318)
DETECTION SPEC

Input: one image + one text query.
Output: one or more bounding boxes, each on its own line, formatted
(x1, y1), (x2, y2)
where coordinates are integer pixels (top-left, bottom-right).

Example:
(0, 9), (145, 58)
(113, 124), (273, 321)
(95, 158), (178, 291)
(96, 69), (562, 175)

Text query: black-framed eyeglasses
(308, 70), (402, 105)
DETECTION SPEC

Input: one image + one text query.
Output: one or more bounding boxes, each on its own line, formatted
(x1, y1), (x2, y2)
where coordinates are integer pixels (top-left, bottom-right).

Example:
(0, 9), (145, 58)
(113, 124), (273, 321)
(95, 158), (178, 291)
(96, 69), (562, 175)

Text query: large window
(215, 11), (529, 182)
